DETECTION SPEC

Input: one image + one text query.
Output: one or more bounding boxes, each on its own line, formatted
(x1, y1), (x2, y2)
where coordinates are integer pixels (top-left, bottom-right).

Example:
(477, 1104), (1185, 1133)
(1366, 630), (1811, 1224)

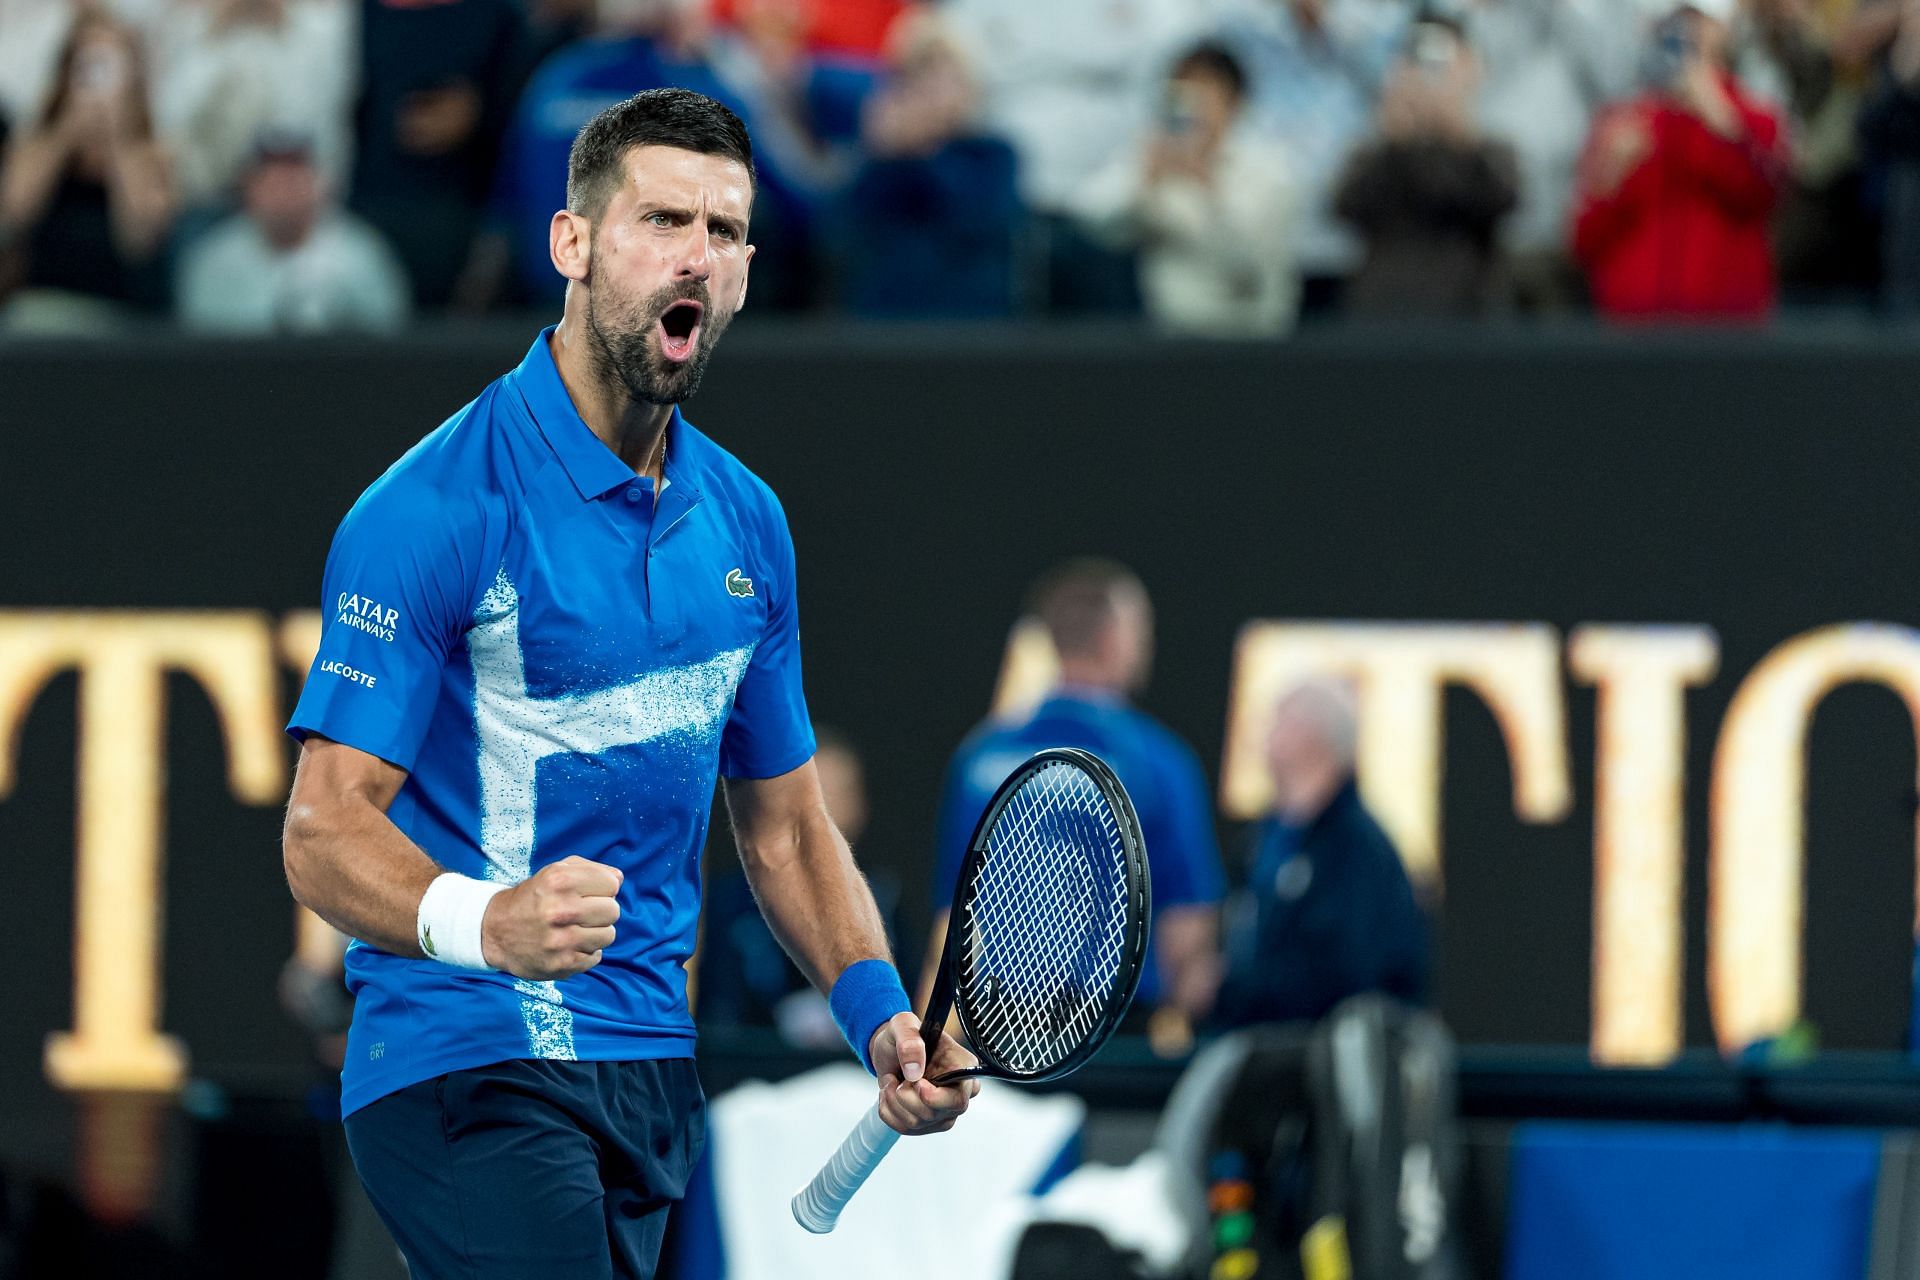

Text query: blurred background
(8, 0), (1920, 1276)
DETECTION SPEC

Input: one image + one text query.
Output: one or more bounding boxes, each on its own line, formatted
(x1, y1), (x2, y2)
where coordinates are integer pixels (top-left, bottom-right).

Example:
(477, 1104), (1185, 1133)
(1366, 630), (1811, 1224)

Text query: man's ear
(736, 242), (755, 311)
(551, 209), (591, 283)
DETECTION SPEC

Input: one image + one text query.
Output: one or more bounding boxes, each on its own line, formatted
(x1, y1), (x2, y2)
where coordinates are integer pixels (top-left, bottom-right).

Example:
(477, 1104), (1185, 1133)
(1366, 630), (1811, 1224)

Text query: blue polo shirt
(288, 328), (815, 1116)
(931, 691), (1227, 1007)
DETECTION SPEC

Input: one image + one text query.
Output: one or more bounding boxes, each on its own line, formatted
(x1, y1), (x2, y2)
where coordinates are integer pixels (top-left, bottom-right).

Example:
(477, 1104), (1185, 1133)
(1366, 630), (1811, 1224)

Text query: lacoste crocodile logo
(725, 569), (754, 598)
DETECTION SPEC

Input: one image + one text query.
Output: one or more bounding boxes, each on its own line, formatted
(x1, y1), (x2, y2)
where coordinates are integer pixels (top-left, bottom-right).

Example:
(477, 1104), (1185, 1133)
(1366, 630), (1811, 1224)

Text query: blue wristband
(829, 958), (911, 1075)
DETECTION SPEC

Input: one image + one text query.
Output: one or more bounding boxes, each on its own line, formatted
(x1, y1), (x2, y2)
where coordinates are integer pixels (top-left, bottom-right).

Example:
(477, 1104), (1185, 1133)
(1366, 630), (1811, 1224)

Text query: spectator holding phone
(1334, 14), (1518, 317)
(1570, 0), (1788, 322)
(0, 11), (174, 315)
(1206, 0), (1409, 316)
(1078, 41), (1299, 335)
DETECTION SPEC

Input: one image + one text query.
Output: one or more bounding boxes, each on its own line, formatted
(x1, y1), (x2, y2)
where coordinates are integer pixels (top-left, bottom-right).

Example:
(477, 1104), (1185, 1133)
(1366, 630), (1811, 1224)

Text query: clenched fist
(481, 855), (622, 981)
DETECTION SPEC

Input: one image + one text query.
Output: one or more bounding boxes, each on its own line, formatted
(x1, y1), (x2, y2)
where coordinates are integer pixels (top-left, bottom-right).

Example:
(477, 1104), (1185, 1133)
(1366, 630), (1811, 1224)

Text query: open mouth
(657, 300), (704, 364)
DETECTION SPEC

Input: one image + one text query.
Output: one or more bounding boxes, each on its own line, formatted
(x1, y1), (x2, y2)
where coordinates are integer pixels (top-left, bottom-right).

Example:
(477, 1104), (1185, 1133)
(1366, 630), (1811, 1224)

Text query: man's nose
(674, 224), (712, 279)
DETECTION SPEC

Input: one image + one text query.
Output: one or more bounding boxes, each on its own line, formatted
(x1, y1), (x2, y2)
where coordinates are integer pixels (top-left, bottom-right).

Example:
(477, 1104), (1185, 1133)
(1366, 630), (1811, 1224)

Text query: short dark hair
(566, 87), (756, 219)
(1172, 42), (1247, 101)
(1026, 558), (1148, 661)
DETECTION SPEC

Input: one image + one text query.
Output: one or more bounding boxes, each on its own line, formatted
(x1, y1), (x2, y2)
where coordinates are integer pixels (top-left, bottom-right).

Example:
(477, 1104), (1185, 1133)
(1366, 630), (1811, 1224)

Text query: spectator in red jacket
(1570, 0), (1788, 322)
(708, 0), (908, 60)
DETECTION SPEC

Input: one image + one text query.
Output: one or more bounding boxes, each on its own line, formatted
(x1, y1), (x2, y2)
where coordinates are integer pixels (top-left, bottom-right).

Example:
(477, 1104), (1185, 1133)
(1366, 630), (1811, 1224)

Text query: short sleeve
(286, 482), (487, 771)
(719, 497), (816, 779)
(1146, 736), (1228, 908)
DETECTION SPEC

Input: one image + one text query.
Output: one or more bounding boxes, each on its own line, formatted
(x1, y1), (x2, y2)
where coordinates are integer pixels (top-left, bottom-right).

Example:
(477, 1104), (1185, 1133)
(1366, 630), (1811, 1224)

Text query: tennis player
(281, 88), (975, 1280)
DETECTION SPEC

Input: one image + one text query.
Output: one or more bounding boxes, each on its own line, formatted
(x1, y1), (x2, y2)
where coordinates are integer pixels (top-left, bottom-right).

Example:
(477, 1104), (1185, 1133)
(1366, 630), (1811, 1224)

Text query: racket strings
(956, 761), (1132, 1074)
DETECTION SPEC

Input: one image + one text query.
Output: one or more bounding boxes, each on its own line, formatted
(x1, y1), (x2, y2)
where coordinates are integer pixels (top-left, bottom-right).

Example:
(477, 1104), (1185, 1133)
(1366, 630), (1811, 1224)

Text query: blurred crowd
(7, 0), (1920, 334)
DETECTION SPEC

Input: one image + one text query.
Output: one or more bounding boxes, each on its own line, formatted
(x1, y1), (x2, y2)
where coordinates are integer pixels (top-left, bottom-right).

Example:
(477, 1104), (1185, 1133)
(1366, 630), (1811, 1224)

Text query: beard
(584, 271), (732, 407)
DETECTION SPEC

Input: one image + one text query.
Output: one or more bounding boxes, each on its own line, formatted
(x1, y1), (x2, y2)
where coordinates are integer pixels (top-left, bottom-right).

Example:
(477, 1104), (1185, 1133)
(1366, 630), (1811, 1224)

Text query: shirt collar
(508, 326), (688, 503)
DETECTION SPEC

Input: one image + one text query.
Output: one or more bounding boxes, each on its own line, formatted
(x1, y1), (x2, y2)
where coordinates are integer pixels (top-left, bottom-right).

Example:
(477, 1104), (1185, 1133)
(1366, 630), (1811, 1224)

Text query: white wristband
(417, 872), (507, 971)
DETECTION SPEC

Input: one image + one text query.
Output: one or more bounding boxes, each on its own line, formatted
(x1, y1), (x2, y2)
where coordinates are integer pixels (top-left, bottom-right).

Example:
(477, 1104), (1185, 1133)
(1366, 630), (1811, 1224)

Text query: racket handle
(790, 1105), (900, 1234)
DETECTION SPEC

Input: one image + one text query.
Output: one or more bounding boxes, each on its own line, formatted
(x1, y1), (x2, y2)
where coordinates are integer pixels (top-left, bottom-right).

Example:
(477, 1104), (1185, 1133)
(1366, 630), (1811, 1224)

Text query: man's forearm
(738, 808), (892, 993)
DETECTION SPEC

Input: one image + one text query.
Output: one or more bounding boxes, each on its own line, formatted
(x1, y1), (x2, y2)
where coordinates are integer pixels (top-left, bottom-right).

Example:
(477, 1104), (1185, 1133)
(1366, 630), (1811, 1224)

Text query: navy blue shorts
(343, 1058), (705, 1280)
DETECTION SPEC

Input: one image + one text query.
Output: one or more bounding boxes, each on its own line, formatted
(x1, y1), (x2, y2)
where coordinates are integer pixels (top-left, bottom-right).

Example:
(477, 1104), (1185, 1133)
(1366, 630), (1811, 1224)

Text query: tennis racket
(791, 746), (1152, 1233)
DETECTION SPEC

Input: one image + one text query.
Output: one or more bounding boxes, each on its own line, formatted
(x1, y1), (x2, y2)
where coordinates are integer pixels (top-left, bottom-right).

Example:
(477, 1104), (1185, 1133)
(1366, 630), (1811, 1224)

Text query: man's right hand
(480, 855), (622, 980)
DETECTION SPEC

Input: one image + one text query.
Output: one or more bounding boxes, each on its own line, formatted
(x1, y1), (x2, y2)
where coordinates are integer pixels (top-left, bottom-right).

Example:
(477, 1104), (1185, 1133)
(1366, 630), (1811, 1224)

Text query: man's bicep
(289, 734), (411, 819)
(722, 757), (825, 864)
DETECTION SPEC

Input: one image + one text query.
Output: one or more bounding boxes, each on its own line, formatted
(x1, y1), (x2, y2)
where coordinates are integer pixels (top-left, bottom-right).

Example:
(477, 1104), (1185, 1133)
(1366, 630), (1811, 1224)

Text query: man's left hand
(868, 1011), (981, 1135)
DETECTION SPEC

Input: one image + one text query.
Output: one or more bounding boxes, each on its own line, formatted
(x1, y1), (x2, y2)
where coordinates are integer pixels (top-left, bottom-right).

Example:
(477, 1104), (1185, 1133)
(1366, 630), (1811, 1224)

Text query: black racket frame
(920, 746), (1152, 1086)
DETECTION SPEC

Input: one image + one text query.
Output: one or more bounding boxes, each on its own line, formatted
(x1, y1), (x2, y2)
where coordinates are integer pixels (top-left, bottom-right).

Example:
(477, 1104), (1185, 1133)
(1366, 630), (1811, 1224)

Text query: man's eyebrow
(637, 205), (745, 236)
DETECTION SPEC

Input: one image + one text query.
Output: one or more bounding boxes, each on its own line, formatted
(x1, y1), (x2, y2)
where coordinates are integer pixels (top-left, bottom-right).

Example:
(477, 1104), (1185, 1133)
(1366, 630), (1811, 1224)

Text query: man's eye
(648, 212), (673, 228)
(713, 224), (736, 240)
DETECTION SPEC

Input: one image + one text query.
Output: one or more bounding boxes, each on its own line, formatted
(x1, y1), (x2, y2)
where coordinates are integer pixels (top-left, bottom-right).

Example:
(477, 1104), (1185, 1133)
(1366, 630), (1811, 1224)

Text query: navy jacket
(1213, 781), (1429, 1029)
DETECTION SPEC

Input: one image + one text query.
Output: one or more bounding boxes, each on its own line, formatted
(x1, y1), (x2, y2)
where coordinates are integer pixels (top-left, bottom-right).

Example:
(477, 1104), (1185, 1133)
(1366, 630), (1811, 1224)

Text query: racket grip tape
(790, 1105), (900, 1233)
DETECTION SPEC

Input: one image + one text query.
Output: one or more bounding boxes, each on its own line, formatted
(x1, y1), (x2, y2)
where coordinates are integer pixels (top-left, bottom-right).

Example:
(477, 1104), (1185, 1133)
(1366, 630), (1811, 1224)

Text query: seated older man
(1211, 678), (1429, 1029)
